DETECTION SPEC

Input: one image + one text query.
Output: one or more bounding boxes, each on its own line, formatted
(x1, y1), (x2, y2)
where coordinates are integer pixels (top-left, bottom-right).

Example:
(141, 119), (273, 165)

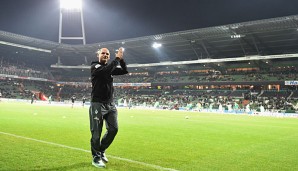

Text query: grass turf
(0, 102), (298, 171)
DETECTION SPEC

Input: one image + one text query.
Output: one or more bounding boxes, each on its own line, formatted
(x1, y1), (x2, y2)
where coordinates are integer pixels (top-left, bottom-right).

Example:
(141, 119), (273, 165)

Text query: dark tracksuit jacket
(89, 58), (128, 156)
(91, 58), (128, 103)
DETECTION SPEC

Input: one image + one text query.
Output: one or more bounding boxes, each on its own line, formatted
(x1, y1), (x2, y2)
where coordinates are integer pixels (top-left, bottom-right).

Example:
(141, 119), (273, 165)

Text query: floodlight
(152, 42), (162, 48)
(60, 0), (82, 10)
(231, 34), (245, 39)
(59, 0), (86, 44)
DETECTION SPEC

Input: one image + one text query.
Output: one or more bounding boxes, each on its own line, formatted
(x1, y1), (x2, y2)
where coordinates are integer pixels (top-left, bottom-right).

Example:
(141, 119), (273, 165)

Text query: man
(48, 95), (52, 104)
(89, 47), (128, 168)
(128, 97), (132, 109)
(31, 93), (35, 104)
(71, 95), (76, 108)
(82, 96), (86, 107)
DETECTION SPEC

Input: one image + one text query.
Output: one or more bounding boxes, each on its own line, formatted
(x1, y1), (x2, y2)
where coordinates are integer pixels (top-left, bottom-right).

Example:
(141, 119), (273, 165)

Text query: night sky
(1, 0), (298, 44)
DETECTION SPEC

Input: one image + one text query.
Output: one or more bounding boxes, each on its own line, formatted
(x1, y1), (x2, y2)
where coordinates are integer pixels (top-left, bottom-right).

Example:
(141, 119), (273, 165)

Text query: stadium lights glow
(231, 34), (246, 39)
(231, 34), (241, 39)
(60, 0), (82, 10)
(152, 42), (162, 48)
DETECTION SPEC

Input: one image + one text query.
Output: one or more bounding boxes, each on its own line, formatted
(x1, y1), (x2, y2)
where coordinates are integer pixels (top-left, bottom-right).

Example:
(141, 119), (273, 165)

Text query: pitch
(0, 102), (298, 171)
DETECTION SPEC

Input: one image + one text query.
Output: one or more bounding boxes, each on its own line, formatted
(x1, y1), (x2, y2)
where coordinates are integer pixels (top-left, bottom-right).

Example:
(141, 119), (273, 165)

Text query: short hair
(96, 48), (110, 55)
(96, 48), (102, 55)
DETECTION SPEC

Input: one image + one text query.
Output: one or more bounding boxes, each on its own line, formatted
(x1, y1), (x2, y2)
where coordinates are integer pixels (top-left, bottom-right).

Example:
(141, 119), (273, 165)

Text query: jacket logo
(95, 64), (101, 68)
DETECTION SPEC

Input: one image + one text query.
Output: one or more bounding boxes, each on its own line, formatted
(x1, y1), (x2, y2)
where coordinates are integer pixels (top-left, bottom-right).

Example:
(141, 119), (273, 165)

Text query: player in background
(82, 96), (86, 107)
(31, 93), (35, 104)
(48, 95), (52, 104)
(128, 97), (132, 109)
(71, 95), (76, 108)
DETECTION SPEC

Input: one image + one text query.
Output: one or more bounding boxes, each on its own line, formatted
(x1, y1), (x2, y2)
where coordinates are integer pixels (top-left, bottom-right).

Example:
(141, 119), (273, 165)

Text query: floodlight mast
(59, 0), (86, 45)
(60, 0), (82, 10)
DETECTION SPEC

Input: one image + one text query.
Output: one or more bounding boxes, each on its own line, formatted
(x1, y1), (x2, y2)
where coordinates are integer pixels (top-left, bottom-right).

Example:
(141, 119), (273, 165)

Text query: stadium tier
(1, 15), (298, 113)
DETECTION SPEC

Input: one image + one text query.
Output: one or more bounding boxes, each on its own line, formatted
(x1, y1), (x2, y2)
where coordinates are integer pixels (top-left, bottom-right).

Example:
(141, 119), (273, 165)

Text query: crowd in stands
(1, 58), (297, 83)
(0, 61), (53, 80)
(2, 59), (296, 85)
(1, 60), (297, 113)
(0, 78), (89, 102)
(0, 78), (19, 99)
(112, 68), (298, 83)
(114, 88), (298, 113)
(1, 77), (297, 113)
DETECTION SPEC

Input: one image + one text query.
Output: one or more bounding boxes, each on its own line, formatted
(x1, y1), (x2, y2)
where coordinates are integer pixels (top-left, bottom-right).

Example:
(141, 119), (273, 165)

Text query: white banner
(285, 81), (298, 85)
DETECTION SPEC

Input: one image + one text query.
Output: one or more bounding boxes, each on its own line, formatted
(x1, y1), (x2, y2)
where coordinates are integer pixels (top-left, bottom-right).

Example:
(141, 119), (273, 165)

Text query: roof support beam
(51, 53), (298, 69)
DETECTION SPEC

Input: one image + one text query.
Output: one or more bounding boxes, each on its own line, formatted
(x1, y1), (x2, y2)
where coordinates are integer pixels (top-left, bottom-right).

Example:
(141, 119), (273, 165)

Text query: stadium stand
(1, 15), (298, 113)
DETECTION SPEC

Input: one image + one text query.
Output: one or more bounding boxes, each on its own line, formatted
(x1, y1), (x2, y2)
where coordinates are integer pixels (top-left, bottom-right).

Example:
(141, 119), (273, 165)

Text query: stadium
(1, 0), (298, 170)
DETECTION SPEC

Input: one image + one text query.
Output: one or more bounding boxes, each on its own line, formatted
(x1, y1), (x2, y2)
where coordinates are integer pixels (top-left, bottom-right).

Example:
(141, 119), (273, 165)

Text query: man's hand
(115, 47), (124, 60)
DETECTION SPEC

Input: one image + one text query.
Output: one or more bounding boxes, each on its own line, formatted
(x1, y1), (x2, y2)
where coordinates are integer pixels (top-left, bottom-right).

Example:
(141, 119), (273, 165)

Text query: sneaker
(101, 152), (109, 163)
(92, 156), (106, 168)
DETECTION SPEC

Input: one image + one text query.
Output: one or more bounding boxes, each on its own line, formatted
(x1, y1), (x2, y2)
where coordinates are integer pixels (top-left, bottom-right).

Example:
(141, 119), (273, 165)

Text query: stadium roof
(1, 15), (298, 68)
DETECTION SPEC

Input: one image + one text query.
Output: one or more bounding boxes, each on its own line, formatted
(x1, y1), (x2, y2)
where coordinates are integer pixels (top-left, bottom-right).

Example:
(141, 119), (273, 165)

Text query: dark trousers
(89, 102), (118, 157)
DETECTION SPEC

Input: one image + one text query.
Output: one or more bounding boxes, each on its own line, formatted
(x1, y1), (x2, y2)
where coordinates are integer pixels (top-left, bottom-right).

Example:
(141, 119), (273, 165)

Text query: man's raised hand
(115, 47), (124, 60)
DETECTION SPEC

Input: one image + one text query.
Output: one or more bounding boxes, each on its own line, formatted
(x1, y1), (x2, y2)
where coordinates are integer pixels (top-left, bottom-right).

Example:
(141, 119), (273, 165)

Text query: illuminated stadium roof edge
(1, 14), (298, 67)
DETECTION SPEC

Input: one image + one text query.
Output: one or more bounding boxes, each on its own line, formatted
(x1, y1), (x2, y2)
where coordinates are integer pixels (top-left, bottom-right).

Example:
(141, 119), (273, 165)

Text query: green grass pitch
(1, 102), (298, 171)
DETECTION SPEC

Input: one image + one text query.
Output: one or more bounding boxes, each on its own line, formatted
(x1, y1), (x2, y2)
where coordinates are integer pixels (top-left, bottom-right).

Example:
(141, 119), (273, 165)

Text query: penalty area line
(0, 131), (179, 171)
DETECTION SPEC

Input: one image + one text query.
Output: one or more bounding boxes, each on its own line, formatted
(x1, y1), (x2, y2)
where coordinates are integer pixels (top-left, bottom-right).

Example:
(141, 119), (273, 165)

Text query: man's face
(97, 48), (110, 64)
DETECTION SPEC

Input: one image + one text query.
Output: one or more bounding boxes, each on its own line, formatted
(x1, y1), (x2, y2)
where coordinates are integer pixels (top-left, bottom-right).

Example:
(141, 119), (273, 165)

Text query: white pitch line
(0, 131), (179, 171)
